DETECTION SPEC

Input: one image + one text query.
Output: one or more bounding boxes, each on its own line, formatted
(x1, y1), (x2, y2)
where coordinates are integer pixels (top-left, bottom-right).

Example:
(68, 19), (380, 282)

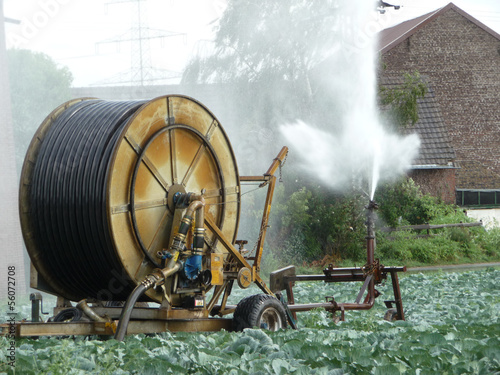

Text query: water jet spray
(370, 141), (381, 200)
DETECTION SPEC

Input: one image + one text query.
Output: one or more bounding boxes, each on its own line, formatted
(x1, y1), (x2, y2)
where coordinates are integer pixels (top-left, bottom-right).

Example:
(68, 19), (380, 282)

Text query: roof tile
(379, 75), (456, 167)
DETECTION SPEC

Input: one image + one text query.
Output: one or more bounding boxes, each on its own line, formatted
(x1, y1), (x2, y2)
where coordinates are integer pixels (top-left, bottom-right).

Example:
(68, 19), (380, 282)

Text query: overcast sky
(4, 0), (500, 87)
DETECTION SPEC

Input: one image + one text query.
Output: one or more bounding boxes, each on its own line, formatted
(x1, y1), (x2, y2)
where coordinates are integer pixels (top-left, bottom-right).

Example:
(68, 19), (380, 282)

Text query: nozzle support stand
(365, 200), (379, 265)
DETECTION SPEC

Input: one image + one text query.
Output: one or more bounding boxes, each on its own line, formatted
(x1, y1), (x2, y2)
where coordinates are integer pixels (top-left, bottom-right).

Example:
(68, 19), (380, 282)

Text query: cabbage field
(1, 268), (500, 374)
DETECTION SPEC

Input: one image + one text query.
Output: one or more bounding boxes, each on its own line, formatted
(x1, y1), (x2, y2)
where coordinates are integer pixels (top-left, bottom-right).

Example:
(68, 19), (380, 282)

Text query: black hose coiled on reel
(30, 99), (147, 301)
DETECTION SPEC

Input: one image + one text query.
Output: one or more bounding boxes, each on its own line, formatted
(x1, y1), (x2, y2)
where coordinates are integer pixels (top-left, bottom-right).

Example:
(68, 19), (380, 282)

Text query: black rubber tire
(52, 308), (83, 322)
(233, 294), (287, 332)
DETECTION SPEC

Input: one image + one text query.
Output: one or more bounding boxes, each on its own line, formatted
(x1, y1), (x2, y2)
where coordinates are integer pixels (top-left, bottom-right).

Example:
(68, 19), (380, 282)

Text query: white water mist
(280, 1), (420, 197)
(370, 139), (380, 200)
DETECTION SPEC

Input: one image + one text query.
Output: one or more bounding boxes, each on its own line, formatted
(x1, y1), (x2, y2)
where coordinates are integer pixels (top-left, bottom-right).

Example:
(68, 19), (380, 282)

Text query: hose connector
(141, 274), (161, 290)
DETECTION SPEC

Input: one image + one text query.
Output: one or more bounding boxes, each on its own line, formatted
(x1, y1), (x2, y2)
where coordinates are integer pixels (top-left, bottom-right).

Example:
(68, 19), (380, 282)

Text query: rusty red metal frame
(272, 264), (406, 322)
(269, 200), (406, 323)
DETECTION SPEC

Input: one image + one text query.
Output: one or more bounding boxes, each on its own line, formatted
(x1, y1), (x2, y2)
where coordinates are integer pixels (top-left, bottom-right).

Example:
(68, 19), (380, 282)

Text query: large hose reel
(20, 95), (240, 303)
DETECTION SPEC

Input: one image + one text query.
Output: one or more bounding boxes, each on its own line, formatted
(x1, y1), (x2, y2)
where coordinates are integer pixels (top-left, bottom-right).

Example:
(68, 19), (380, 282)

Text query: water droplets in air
(280, 0), (420, 197)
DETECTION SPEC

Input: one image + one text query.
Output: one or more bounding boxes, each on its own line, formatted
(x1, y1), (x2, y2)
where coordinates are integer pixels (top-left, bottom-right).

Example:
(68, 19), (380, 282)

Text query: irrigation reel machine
(3, 95), (406, 339)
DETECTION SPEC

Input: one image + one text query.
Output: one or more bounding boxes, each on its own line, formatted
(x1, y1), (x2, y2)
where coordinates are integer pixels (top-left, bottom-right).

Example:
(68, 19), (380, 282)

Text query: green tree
(182, 0), (342, 124)
(7, 49), (73, 169)
(379, 71), (427, 127)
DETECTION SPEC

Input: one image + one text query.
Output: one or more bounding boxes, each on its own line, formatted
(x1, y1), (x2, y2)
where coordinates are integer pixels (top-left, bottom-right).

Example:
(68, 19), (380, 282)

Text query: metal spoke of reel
(125, 134), (170, 193)
(129, 124), (226, 268)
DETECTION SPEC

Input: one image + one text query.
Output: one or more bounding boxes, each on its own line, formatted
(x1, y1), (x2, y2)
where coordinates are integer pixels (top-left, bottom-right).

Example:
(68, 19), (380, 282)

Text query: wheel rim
(259, 307), (283, 331)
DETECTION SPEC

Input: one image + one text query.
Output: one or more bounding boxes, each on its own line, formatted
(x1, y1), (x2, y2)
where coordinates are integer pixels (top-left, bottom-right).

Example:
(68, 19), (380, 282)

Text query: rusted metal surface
(271, 265), (405, 317)
(254, 176), (276, 270)
(264, 146), (288, 177)
(270, 266), (296, 293)
(240, 146), (288, 277)
(365, 200), (378, 265)
(126, 318), (232, 334)
(269, 201), (406, 322)
(1, 322), (115, 338)
(1, 318), (232, 338)
(387, 269), (405, 320)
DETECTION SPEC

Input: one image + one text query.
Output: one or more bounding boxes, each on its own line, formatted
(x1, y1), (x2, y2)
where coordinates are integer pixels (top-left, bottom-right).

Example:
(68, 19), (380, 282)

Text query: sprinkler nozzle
(366, 200), (379, 210)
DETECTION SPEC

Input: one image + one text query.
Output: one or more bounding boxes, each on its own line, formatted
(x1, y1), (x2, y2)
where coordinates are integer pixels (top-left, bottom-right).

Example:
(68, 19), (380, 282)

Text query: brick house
(378, 2), (500, 208)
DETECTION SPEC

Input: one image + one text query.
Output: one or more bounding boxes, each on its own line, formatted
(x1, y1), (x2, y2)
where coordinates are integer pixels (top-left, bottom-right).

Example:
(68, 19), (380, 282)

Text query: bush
(377, 224), (496, 266)
(260, 175), (499, 267)
(377, 231), (459, 264)
(375, 178), (455, 227)
(476, 227), (500, 259)
(448, 227), (471, 247)
(267, 182), (367, 265)
(376, 231), (415, 262)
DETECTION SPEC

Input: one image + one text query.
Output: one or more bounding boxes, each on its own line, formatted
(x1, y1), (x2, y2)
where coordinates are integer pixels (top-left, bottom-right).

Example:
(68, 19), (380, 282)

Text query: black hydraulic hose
(114, 262), (182, 340)
(114, 283), (149, 341)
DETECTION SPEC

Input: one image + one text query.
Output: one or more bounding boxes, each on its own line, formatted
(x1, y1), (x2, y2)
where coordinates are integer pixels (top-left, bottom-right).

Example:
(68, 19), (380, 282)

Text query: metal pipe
(155, 261), (182, 284)
(336, 278), (377, 312)
(288, 302), (337, 312)
(338, 301), (375, 311)
(169, 197), (205, 254)
(77, 300), (109, 323)
(30, 292), (46, 323)
(338, 200), (380, 313)
(193, 197), (205, 255)
(389, 270), (405, 320)
(365, 200), (378, 265)
(185, 198), (205, 221)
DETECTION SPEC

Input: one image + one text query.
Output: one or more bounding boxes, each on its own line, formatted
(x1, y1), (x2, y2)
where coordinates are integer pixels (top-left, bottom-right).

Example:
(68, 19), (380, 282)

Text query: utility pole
(95, 0), (185, 86)
(0, 0), (27, 298)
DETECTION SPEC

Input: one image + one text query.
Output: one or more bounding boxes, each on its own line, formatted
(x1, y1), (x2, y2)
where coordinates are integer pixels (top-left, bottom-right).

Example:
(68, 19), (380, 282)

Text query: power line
(95, 0), (186, 86)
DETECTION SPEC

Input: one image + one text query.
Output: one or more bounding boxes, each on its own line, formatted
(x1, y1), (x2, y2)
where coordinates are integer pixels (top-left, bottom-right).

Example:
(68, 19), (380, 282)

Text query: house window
(456, 190), (500, 207)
